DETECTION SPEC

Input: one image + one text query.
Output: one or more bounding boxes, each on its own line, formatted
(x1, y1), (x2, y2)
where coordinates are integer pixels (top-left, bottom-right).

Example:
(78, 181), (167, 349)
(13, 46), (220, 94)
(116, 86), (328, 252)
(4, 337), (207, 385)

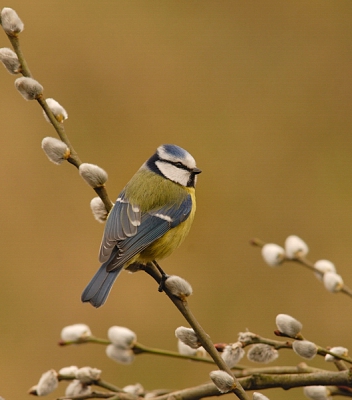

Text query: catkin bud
(177, 339), (198, 356)
(325, 346), (348, 362)
(247, 344), (279, 364)
(1, 7), (24, 36)
(165, 275), (193, 299)
(15, 77), (43, 100)
(196, 346), (207, 358)
(209, 370), (235, 393)
(177, 340), (206, 358)
(144, 392), (160, 399)
(90, 197), (110, 223)
(0, 47), (21, 74)
(261, 243), (285, 266)
(36, 369), (59, 396)
(314, 260), (336, 281)
(107, 326), (137, 349)
(285, 235), (309, 259)
(43, 98), (68, 123)
(123, 383), (144, 396)
(275, 314), (302, 338)
(41, 137), (70, 165)
(221, 342), (245, 368)
(60, 324), (92, 341)
(65, 380), (91, 397)
(323, 272), (343, 293)
(238, 331), (257, 344)
(292, 340), (317, 360)
(303, 386), (331, 400)
(58, 366), (78, 377)
(175, 326), (201, 349)
(106, 344), (135, 364)
(79, 163), (108, 188)
(75, 367), (101, 383)
(253, 393), (270, 400)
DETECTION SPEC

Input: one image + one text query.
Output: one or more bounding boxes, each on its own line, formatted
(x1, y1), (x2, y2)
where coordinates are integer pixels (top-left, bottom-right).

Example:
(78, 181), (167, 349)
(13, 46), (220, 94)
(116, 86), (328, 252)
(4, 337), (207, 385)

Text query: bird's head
(146, 144), (201, 188)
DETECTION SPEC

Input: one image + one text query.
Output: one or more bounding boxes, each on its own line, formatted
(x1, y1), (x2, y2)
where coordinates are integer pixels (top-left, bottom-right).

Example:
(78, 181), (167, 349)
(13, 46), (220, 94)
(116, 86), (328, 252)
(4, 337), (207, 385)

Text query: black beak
(192, 167), (202, 174)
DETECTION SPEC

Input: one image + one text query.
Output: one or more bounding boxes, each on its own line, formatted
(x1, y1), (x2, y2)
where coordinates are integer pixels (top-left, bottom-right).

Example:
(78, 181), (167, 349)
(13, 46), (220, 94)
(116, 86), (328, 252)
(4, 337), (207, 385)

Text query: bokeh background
(1, 1), (352, 399)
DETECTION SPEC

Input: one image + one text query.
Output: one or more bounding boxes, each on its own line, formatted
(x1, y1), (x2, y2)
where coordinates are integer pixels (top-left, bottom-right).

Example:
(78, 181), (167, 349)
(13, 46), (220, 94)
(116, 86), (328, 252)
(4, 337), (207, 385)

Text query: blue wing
(102, 190), (192, 271)
(99, 191), (141, 262)
(81, 191), (192, 307)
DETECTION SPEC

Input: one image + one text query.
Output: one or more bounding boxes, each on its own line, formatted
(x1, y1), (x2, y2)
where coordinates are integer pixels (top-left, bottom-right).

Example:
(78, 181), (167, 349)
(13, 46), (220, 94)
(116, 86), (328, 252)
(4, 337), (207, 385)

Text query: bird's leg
(152, 260), (169, 292)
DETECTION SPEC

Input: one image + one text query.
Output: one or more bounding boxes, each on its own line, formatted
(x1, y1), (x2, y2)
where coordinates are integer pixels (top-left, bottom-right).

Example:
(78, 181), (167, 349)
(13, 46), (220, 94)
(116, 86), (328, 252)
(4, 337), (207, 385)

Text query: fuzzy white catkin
(165, 275), (193, 299)
(79, 163), (108, 187)
(65, 380), (91, 397)
(43, 98), (68, 123)
(41, 137), (70, 165)
(261, 243), (285, 266)
(36, 370), (59, 396)
(106, 344), (135, 364)
(107, 326), (137, 348)
(58, 366), (78, 377)
(284, 235), (309, 259)
(75, 367), (101, 383)
(323, 272), (343, 293)
(275, 314), (302, 337)
(303, 386), (332, 400)
(209, 370), (234, 393)
(60, 324), (92, 341)
(175, 327), (200, 349)
(195, 346), (207, 358)
(15, 77), (43, 100)
(314, 260), (336, 281)
(238, 331), (257, 344)
(123, 383), (144, 395)
(325, 346), (348, 362)
(253, 393), (270, 400)
(292, 340), (317, 360)
(1, 7), (24, 35)
(221, 342), (245, 368)
(90, 197), (110, 223)
(0, 47), (21, 74)
(177, 339), (198, 356)
(247, 344), (279, 364)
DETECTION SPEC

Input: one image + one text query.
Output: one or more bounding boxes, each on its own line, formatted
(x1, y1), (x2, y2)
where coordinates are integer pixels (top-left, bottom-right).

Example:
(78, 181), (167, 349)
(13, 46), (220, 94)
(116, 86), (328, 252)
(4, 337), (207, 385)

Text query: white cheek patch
(155, 160), (190, 186)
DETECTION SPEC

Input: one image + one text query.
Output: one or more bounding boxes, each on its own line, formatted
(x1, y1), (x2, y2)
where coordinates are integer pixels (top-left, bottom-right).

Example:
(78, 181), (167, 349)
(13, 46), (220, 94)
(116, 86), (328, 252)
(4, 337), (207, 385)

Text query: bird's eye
(174, 162), (184, 168)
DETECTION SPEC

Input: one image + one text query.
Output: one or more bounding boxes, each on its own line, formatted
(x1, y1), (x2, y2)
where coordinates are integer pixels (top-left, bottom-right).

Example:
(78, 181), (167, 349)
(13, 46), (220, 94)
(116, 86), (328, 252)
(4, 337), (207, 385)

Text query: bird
(81, 144), (201, 307)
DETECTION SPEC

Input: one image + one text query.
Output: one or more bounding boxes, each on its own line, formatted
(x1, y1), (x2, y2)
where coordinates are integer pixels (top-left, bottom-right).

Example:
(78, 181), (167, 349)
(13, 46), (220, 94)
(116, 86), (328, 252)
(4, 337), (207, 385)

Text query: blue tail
(81, 256), (124, 308)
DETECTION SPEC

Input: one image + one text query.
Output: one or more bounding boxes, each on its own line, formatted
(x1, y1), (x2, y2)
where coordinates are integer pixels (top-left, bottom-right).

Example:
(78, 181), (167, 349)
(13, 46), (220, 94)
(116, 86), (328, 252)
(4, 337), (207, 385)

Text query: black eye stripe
(165, 160), (192, 172)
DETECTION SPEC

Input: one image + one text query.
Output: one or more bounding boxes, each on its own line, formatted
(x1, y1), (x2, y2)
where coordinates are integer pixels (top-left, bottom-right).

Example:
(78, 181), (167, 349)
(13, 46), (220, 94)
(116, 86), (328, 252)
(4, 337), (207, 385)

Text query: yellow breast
(136, 187), (196, 263)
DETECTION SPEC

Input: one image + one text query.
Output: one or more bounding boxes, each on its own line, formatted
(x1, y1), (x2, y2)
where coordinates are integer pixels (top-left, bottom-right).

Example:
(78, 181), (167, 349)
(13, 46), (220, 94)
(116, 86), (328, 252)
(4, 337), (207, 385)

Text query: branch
(143, 263), (249, 400)
(153, 370), (352, 400)
(2, 17), (113, 213)
(251, 237), (352, 298)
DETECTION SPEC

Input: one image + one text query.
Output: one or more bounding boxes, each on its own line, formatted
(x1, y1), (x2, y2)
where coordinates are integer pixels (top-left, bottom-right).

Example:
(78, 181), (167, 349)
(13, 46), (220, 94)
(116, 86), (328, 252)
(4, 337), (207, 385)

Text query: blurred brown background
(1, 1), (352, 399)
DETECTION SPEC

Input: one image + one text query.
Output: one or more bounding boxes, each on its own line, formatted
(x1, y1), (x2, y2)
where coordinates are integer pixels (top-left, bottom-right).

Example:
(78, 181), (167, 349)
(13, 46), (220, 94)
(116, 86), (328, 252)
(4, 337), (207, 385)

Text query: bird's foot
(158, 272), (170, 292)
(152, 260), (169, 292)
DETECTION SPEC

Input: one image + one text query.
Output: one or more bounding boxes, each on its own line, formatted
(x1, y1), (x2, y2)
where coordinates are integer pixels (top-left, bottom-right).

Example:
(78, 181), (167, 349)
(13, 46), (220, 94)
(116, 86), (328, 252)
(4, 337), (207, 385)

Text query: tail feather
(81, 260), (124, 308)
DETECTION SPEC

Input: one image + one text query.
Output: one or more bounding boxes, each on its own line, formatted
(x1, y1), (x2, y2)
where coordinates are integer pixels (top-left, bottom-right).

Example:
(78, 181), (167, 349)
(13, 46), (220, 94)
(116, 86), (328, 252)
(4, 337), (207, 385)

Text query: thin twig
(5, 28), (114, 212)
(59, 335), (216, 365)
(143, 263), (249, 400)
(251, 237), (352, 299)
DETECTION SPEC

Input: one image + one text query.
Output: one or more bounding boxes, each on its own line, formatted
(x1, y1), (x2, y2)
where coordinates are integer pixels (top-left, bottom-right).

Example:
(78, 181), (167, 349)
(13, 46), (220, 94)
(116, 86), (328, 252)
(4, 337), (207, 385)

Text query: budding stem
(7, 34), (31, 77)
(94, 186), (113, 213)
(5, 31), (114, 213)
(133, 342), (215, 364)
(144, 263), (249, 400)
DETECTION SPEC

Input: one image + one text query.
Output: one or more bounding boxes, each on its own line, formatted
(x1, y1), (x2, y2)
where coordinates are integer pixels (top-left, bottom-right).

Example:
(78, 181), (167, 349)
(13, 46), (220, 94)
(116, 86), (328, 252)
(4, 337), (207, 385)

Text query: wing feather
(99, 190), (192, 269)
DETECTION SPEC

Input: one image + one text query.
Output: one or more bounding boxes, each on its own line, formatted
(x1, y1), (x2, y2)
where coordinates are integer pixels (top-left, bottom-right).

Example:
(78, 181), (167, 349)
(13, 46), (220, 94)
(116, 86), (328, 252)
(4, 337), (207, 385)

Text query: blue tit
(81, 144), (201, 307)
